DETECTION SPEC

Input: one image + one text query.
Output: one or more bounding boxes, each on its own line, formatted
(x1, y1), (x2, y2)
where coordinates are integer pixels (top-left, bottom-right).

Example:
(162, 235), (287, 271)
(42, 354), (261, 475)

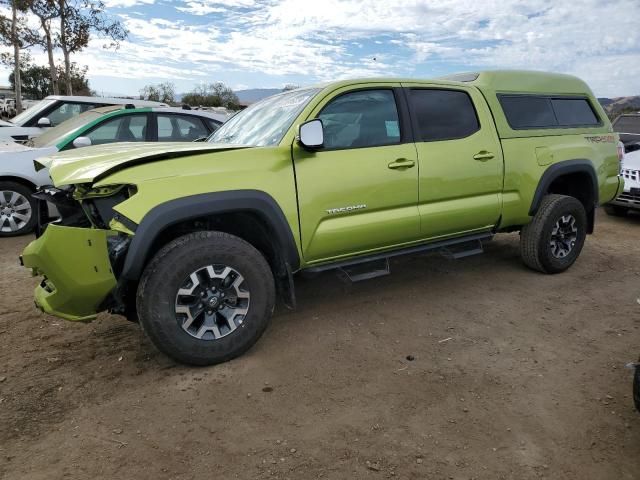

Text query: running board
(339, 258), (390, 282)
(304, 232), (493, 279)
(440, 239), (484, 259)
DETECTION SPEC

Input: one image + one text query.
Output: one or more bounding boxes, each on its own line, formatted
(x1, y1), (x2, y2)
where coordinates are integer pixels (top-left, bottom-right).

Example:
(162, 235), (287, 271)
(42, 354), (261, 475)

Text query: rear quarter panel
(500, 134), (620, 227)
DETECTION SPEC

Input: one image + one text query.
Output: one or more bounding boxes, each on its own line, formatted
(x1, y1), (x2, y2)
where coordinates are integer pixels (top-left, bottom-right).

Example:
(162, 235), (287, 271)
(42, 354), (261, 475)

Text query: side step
(308, 233), (491, 283)
(339, 258), (390, 282)
(440, 239), (484, 259)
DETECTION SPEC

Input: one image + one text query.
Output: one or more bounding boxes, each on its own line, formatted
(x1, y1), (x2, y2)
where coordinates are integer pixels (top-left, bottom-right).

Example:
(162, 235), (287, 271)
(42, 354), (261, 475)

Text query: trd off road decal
(585, 135), (615, 144)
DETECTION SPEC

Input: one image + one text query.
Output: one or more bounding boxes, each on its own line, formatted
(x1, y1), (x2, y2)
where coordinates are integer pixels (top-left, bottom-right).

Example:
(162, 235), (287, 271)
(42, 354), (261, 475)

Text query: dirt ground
(1, 209), (639, 480)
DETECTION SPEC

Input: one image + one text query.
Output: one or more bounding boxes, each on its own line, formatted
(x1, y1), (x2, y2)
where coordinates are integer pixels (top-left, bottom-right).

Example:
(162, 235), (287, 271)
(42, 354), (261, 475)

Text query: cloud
(103, 0), (155, 7)
(7, 0), (640, 96)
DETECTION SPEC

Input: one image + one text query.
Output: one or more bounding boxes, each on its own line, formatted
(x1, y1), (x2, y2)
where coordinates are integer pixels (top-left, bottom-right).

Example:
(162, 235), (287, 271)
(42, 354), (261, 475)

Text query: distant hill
(235, 88), (282, 104)
(598, 96), (640, 118)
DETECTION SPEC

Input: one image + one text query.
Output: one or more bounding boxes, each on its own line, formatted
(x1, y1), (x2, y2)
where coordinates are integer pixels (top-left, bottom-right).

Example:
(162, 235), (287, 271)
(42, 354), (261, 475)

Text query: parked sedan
(0, 105), (227, 236)
(0, 95), (170, 143)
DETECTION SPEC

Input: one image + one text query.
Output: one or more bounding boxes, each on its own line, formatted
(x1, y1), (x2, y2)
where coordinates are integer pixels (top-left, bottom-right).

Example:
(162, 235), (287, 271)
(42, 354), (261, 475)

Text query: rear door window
(408, 89), (480, 141)
(157, 114), (209, 141)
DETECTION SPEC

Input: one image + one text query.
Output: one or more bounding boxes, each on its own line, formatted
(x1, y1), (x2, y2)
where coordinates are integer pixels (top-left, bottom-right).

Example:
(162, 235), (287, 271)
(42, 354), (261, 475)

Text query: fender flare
(529, 159), (599, 216)
(119, 190), (300, 282)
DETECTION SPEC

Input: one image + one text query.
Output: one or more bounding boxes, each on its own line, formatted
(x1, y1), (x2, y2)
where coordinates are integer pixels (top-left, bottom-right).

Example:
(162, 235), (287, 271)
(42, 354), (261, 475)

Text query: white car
(0, 95), (169, 144)
(0, 105), (226, 236)
(606, 147), (640, 215)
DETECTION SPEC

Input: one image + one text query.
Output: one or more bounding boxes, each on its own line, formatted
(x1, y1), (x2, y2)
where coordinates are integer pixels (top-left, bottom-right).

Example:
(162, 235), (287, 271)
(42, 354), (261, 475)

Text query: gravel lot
(1, 209), (639, 480)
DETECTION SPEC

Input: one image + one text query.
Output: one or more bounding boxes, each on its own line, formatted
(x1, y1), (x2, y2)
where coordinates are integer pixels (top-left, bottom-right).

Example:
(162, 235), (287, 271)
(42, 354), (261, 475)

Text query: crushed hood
(36, 141), (250, 186)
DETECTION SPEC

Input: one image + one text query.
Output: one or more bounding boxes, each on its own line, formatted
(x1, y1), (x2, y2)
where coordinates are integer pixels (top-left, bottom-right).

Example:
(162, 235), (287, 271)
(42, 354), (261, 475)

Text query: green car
(21, 70), (624, 365)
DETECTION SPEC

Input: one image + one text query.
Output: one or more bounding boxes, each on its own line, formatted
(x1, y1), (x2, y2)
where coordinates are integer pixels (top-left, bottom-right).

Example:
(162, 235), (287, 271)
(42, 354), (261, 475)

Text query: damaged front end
(21, 184), (136, 322)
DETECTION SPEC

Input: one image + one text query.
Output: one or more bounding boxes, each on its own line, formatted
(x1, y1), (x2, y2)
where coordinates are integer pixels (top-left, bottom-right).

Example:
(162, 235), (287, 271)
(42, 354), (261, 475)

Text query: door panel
(293, 86), (420, 263)
(403, 84), (503, 239)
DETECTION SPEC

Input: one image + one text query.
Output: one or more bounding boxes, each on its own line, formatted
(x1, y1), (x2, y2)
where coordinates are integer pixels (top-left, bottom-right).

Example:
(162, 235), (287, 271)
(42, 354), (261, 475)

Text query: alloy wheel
(175, 264), (250, 341)
(0, 190), (32, 233)
(549, 214), (578, 259)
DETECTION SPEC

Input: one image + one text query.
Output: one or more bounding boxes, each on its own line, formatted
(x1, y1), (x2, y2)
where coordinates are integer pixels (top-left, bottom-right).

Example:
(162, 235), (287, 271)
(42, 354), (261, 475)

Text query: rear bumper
(21, 224), (118, 322)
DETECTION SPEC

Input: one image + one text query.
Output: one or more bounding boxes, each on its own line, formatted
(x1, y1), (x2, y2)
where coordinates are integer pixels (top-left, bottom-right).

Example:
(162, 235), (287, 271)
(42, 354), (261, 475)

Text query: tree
(9, 61), (91, 98)
(182, 82), (240, 109)
(139, 81), (175, 104)
(30, 0), (60, 95)
(57, 0), (127, 95)
(0, 0), (39, 113)
(10, 63), (49, 99)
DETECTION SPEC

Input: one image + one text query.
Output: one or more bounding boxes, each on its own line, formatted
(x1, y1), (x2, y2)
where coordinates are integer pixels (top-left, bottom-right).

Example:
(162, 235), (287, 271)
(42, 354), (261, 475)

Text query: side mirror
(37, 117), (51, 128)
(72, 136), (92, 148)
(298, 119), (324, 150)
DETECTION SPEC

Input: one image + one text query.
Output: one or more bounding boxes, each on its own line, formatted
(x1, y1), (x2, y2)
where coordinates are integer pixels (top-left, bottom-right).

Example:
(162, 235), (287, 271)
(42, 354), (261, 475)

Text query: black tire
(0, 180), (36, 237)
(604, 204), (628, 217)
(520, 194), (587, 274)
(136, 231), (276, 366)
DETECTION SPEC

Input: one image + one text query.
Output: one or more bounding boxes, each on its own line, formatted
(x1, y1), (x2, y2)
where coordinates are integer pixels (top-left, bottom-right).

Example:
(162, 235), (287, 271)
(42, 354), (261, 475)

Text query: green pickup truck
(21, 70), (623, 365)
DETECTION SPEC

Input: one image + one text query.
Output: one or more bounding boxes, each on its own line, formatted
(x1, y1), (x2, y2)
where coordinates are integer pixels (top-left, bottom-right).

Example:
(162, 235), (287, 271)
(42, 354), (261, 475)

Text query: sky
(4, 0), (640, 97)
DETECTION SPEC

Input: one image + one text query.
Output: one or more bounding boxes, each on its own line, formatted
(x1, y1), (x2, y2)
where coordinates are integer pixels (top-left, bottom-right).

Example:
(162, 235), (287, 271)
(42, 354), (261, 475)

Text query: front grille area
(621, 168), (640, 183)
(615, 191), (640, 206)
(32, 187), (90, 237)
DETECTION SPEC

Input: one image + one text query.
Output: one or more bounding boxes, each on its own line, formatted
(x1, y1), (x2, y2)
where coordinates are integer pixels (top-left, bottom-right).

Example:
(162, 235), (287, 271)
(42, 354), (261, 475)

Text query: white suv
(0, 95), (168, 143)
(606, 148), (640, 215)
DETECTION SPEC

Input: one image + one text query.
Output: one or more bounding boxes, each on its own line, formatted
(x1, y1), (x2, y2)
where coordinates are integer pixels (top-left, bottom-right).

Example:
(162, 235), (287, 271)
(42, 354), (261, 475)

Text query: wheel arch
(119, 190), (300, 284)
(0, 175), (38, 191)
(529, 159), (599, 233)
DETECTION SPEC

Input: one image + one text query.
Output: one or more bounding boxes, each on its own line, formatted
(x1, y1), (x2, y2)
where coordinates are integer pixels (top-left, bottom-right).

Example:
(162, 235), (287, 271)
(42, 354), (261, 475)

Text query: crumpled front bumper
(21, 224), (118, 322)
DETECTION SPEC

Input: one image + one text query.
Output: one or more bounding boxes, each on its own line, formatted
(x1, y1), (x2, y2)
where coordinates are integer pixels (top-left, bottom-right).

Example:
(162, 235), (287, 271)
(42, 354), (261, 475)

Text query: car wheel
(0, 181), (36, 237)
(136, 231), (276, 366)
(520, 194), (587, 274)
(604, 204), (628, 217)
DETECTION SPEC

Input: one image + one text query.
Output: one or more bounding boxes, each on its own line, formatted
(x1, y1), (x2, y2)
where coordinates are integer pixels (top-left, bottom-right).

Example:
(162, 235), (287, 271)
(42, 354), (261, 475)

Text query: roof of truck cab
(307, 70), (594, 96)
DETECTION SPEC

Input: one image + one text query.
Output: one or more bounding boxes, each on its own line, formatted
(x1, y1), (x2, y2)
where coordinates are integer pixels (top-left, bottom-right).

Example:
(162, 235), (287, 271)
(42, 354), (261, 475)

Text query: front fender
(119, 190), (300, 282)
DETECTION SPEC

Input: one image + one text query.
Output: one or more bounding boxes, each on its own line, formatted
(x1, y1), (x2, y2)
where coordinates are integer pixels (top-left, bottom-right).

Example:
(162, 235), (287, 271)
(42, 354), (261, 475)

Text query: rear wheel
(604, 204), (628, 217)
(520, 194), (587, 274)
(0, 181), (36, 237)
(136, 231), (275, 365)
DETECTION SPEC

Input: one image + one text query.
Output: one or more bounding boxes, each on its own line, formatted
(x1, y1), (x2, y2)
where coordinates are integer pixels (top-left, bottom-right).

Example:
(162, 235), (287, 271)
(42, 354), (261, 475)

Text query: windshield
(30, 110), (104, 148)
(208, 88), (320, 147)
(10, 99), (57, 126)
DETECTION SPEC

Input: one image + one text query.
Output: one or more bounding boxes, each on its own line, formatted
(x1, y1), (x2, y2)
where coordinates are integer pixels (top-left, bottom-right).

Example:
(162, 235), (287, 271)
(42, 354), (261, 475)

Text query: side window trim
(497, 94), (602, 130)
(405, 87), (481, 143)
(313, 86), (408, 152)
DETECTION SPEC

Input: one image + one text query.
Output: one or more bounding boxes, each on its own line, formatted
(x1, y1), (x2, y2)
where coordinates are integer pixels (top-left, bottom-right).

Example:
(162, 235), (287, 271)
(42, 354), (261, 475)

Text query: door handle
(388, 158), (415, 170)
(473, 151), (495, 161)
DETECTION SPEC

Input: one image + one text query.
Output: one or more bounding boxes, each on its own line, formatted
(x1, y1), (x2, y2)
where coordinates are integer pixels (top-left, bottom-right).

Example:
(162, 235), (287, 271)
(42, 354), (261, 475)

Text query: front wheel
(520, 194), (587, 274)
(136, 231), (276, 365)
(0, 181), (36, 237)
